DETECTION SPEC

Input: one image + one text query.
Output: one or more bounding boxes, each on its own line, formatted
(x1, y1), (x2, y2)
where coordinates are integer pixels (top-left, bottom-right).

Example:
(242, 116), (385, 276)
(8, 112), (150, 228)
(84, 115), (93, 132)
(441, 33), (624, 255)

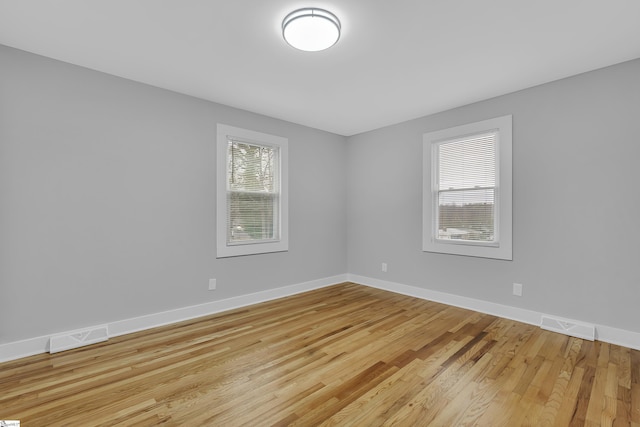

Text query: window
(423, 115), (512, 260)
(216, 124), (288, 257)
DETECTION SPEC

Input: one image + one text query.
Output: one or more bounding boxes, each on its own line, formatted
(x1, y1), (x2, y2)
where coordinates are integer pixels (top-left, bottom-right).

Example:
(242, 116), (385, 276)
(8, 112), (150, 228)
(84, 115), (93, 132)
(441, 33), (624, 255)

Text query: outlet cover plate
(513, 283), (523, 296)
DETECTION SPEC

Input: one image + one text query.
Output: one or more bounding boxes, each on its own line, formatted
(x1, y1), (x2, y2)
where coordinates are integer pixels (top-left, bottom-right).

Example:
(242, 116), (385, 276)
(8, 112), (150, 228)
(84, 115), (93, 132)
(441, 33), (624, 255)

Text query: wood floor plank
(1, 282), (639, 426)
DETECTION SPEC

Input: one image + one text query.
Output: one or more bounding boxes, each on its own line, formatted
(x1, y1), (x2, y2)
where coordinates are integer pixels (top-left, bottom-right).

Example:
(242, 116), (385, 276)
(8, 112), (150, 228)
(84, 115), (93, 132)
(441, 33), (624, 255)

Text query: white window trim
(216, 124), (289, 258)
(422, 115), (512, 260)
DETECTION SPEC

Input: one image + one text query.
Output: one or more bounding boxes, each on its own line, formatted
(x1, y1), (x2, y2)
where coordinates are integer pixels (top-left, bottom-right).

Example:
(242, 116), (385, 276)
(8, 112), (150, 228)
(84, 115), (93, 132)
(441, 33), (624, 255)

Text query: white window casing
(216, 124), (289, 258)
(422, 115), (512, 260)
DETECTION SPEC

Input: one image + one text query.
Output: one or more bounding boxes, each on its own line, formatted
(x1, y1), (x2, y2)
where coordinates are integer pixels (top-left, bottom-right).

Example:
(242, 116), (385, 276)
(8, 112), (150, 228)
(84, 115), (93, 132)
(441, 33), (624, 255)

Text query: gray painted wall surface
(347, 58), (640, 333)
(0, 45), (348, 343)
(2, 42), (639, 345)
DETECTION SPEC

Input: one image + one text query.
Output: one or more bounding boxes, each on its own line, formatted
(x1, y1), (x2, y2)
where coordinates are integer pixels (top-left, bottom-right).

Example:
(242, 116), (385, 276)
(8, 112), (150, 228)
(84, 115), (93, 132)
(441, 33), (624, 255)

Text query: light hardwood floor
(1, 282), (639, 426)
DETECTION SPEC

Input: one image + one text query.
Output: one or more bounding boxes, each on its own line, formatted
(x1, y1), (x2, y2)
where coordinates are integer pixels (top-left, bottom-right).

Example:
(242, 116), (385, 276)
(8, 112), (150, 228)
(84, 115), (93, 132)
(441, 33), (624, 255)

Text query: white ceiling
(1, 1), (639, 136)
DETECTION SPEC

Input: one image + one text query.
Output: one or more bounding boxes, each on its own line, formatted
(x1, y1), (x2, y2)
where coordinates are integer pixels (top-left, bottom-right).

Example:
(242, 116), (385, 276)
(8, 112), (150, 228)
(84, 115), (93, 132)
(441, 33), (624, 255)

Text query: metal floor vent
(540, 316), (595, 341)
(49, 325), (109, 353)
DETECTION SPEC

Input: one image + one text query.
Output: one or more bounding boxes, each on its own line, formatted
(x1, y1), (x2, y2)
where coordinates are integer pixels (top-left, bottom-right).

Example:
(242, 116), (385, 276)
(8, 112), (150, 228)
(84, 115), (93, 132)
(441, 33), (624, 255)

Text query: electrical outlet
(381, 262), (388, 272)
(209, 278), (217, 290)
(513, 283), (523, 297)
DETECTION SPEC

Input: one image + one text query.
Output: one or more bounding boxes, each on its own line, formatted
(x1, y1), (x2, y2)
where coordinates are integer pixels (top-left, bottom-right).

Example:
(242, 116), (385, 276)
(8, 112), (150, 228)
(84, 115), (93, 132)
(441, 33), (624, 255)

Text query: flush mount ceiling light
(282, 8), (341, 52)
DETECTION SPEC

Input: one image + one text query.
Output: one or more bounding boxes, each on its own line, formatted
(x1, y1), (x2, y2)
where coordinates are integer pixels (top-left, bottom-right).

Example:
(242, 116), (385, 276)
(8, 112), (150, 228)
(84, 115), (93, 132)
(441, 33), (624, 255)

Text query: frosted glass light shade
(282, 8), (341, 52)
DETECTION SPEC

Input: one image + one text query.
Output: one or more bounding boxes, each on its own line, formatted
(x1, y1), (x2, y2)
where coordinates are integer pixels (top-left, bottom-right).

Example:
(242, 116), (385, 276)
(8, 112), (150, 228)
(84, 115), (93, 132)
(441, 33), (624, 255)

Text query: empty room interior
(1, 1), (640, 426)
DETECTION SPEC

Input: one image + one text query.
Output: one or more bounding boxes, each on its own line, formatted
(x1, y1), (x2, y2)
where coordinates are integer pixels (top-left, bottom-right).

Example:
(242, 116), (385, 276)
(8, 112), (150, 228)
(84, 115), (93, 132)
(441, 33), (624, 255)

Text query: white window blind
(435, 131), (498, 243)
(227, 139), (280, 244)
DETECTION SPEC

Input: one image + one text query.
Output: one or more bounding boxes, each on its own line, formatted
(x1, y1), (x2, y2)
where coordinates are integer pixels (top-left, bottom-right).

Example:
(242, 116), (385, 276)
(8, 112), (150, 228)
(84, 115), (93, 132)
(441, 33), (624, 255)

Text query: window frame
(216, 124), (288, 258)
(422, 115), (512, 260)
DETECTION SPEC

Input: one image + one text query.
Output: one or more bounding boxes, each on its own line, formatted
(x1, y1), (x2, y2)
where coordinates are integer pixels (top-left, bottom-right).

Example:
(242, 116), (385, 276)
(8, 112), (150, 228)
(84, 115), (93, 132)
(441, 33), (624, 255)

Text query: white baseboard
(0, 274), (348, 363)
(596, 324), (640, 350)
(347, 274), (542, 326)
(0, 336), (51, 364)
(347, 274), (640, 351)
(3, 272), (639, 363)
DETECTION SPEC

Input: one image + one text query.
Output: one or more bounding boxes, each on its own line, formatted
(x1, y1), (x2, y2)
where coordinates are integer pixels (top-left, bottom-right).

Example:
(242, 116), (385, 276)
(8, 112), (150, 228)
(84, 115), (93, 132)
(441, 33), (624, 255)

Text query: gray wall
(2, 42), (639, 345)
(347, 58), (640, 333)
(0, 44), (348, 344)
